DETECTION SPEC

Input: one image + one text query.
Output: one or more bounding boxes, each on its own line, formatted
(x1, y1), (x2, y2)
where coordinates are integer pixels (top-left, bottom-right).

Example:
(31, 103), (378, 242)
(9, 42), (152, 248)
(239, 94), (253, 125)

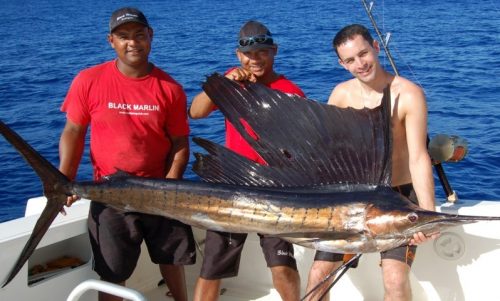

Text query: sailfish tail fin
(0, 120), (70, 287)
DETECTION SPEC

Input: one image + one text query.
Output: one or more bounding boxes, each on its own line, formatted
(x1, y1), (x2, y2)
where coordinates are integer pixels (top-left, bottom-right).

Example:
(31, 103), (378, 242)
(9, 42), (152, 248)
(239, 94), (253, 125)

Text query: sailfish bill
(1, 74), (499, 288)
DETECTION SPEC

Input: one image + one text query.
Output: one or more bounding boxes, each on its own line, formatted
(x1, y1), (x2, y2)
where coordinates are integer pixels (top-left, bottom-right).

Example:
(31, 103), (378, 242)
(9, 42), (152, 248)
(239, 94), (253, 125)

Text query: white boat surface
(1, 196), (499, 301)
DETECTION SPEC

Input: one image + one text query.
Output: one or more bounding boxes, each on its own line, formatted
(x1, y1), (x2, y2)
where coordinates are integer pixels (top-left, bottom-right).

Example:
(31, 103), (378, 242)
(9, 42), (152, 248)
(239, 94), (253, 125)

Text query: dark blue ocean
(1, 0), (499, 222)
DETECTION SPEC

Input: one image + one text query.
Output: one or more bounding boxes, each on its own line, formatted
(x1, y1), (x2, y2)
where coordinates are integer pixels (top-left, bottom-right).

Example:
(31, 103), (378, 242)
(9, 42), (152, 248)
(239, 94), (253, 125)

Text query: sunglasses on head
(238, 35), (273, 47)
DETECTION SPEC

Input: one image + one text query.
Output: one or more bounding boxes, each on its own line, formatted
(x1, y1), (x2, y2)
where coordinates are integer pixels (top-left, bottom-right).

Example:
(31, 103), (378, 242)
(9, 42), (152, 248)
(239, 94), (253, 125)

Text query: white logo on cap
(117, 13), (139, 22)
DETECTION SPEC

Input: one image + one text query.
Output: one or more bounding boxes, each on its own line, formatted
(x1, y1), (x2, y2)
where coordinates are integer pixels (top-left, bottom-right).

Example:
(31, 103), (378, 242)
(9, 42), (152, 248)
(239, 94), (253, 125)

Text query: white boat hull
(1, 197), (499, 300)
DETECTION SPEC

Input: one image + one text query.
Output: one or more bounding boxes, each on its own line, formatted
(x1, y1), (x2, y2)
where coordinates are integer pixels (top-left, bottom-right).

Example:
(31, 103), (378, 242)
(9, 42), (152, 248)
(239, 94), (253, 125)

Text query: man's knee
(383, 275), (410, 293)
(309, 260), (342, 281)
(382, 260), (411, 298)
(270, 265), (299, 281)
(193, 277), (222, 301)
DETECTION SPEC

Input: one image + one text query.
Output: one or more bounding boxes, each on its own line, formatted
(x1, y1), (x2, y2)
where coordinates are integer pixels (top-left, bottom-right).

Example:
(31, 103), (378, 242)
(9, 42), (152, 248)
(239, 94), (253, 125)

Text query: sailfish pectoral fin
(2, 195), (65, 287)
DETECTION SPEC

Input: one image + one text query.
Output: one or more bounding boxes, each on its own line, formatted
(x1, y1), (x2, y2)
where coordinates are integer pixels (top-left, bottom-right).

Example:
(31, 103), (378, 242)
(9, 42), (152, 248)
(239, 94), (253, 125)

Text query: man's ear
(236, 49), (243, 61)
(372, 40), (380, 54)
(148, 27), (154, 41)
(338, 58), (348, 70)
(107, 34), (115, 49)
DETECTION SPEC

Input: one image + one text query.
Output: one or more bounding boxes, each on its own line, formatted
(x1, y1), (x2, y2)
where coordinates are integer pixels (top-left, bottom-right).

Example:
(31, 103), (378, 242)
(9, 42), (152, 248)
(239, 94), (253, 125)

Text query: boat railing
(66, 279), (147, 301)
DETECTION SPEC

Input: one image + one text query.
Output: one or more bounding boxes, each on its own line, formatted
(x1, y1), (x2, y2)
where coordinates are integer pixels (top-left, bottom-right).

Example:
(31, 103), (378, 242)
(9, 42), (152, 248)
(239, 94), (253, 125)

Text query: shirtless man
(305, 24), (439, 301)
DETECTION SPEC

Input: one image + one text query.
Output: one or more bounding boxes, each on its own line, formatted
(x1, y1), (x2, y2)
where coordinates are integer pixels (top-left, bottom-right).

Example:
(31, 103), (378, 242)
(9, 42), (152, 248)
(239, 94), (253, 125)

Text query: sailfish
(1, 73), (499, 287)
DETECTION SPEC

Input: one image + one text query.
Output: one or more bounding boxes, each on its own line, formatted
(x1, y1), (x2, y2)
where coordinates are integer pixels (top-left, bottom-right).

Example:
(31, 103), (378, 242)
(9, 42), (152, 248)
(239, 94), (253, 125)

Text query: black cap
(238, 20), (275, 52)
(109, 7), (150, 33)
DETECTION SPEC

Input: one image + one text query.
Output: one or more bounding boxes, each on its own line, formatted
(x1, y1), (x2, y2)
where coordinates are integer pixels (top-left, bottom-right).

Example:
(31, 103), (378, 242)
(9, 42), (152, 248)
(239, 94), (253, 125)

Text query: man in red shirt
(189, 20), (303, 301)
(59, 7), (195, 301)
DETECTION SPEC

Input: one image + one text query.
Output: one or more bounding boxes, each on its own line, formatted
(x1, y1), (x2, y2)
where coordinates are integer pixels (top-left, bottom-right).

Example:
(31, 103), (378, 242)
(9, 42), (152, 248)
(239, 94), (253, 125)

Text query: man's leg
(260, 236), (301, 300)
(193, 277), (222, 301)
(305, 260), (342, 301)
(160, 264), (188, 301)
(270, 265), (300, 301)
(143, 214), (196, 301)
(88, 204), (142, 301)
(380, 243), (417, 301)
(194, 231), (248, 301)
(381, 259), (412, 301)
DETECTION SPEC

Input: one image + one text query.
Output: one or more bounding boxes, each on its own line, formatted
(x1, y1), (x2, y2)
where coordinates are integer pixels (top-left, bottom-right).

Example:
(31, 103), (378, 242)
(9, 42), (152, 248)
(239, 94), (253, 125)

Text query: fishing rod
(316, 254), (361, 300)
(361, 0), (458, 202)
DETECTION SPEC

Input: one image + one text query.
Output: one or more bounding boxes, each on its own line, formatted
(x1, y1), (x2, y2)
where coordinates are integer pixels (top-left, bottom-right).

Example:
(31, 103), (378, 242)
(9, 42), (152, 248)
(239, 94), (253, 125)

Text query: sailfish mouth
(409, 212), (500, 235)
(430, 212), (500, 223)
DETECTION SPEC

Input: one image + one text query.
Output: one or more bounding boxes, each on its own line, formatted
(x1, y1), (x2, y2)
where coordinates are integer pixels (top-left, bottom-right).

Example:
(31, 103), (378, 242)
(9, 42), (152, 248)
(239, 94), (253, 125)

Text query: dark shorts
(314, 251), (345, 262)
(88, 202), (196, 283)
(199, 230), (297, 279)
(314, 183), (418, 267)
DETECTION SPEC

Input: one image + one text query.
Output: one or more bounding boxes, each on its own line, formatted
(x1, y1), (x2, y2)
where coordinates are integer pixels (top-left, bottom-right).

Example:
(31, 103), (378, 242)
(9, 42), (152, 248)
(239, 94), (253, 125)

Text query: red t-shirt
(224, 74), (305, 164)
(61, 60), (189, 180)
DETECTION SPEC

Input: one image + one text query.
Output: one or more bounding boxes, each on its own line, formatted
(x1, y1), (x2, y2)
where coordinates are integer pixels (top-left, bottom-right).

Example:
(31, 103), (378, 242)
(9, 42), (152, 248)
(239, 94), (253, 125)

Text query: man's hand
(226, 67), (256, 82)
(410, 231), (440, 245)
(59, 194), (80, 216)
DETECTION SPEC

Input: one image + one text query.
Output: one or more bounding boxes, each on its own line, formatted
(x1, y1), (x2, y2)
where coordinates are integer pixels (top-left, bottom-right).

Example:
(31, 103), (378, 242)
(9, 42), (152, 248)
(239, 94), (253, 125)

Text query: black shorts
(199, 230), (297, 279)
(88, 202), (196, 283)
(314, 251), (345, 262)
(314, 183), (418, 267)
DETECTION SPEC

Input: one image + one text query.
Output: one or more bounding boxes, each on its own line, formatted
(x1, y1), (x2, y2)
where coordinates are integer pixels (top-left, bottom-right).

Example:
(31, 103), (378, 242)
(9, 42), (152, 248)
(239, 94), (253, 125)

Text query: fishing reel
(428, 134), (468, 164)
(428, 134), (468, 203)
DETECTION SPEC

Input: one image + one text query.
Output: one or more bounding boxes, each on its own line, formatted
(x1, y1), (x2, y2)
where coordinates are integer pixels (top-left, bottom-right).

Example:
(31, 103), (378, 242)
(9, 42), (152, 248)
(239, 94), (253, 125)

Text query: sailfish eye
(408, 212), (418, 223)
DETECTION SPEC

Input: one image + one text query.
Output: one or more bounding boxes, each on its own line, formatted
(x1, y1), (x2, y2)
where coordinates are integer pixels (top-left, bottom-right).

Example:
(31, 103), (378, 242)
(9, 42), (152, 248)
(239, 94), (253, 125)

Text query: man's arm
(403, 83), (439, 244)
(59, 120), (87, 180)
(59, 119), (87, 207)
(327, 82), (350, 108)
(189, 92), (216, 119)
(165, 135), (189, 180)
(404, 85), (435, 210)
(327, 86), (340, 106)
(189, 68), (255, 119)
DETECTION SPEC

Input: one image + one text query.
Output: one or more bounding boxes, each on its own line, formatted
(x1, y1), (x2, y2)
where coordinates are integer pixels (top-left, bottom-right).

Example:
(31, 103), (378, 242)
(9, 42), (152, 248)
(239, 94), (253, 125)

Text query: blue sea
(1, 0), (499, 222)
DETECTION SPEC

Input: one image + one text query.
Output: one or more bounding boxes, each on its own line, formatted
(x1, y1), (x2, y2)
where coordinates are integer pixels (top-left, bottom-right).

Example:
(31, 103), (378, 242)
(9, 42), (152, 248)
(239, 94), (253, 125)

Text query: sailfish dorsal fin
(193, 73), (392, 188)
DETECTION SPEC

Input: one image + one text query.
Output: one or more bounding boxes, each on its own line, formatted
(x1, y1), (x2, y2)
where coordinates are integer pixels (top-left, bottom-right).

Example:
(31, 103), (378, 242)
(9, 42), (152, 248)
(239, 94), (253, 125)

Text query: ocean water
(0, 0), (499, 222)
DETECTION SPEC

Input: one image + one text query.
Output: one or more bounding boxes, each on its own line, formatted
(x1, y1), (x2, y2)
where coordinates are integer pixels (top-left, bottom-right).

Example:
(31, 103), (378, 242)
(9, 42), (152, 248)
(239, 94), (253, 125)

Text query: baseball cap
(109, 7), (150, 33)
(238, 20), (275, 52)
